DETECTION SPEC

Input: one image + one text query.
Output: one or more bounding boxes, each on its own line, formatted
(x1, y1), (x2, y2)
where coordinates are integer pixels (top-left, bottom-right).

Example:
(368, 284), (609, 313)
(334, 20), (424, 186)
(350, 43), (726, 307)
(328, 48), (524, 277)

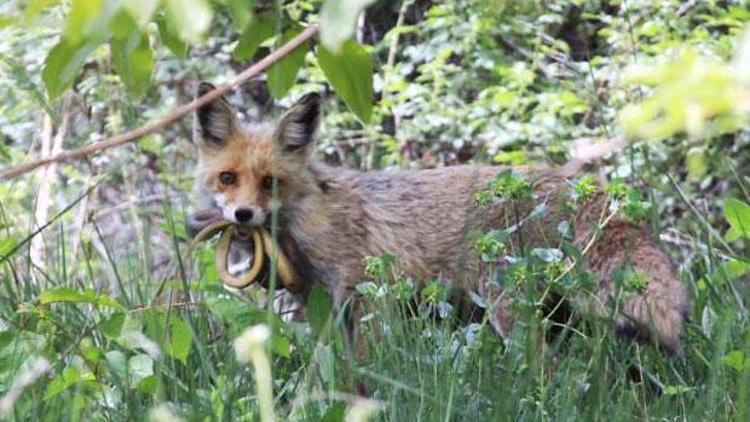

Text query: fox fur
(191, 83), (689, 352)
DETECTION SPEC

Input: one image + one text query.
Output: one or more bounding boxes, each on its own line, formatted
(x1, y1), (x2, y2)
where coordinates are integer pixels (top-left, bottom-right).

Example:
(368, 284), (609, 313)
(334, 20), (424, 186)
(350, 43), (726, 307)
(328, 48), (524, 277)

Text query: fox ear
(196, 82), (238, 148)
(273, 93), (320, 154)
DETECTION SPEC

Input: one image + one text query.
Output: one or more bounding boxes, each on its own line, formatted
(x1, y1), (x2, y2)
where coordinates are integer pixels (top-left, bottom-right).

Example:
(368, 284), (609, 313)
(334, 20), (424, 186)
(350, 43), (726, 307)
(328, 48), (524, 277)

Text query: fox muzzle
(186, 209), (301, 293)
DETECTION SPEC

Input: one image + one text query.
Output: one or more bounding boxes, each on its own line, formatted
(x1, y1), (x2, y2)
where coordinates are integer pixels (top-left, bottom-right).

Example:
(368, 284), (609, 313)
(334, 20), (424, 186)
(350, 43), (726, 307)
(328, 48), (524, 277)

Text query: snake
(187, 217), (300, 293)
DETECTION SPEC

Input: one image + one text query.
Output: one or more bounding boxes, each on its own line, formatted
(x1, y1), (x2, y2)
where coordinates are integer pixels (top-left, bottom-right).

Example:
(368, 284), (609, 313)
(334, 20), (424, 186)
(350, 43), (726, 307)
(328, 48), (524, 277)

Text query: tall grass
(1, 179), (749, 422)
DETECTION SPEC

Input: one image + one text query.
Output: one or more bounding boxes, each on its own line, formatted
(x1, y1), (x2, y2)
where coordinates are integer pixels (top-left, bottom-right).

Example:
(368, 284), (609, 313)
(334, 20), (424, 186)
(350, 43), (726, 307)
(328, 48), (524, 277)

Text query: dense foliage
(1, 0), (750, 420)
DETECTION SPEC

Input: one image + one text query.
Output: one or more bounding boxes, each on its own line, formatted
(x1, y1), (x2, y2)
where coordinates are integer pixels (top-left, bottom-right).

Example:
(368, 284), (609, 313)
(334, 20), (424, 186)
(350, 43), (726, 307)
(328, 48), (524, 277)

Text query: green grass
(1, 1), (748, 419)
(1, 192), (749, 422)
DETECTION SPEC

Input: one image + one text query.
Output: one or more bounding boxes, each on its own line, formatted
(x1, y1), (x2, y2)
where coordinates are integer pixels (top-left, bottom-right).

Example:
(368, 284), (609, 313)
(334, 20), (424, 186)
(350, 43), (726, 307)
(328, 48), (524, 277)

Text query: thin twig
(386, 1), (410, 68)
(0, 24), (319, 182)
(30, 103), (70, 280)
(388, 0), (410, 162)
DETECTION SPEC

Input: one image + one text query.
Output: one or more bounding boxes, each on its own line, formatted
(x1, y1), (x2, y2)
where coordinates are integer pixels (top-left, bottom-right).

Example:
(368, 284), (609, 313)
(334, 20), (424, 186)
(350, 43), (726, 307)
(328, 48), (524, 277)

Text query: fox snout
(216, 201), (267, 226)
(234, 208), (254, 223)
(186, 206), (265, 237)
(231, 206), (269, 226)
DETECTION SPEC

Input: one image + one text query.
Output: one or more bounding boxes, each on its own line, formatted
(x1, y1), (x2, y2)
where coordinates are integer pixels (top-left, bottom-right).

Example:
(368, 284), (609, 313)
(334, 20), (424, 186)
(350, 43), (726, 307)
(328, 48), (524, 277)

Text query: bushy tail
(574, 198), (689, 352)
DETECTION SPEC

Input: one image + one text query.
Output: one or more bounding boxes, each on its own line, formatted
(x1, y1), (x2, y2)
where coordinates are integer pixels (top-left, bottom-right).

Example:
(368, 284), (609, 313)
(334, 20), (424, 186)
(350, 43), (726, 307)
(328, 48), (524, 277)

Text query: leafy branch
(0, 24), (319, 183)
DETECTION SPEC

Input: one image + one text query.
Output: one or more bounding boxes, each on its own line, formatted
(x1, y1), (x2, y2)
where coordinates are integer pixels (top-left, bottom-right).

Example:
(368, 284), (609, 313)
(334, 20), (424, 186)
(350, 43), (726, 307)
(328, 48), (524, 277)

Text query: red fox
(189, 82), (689, 353)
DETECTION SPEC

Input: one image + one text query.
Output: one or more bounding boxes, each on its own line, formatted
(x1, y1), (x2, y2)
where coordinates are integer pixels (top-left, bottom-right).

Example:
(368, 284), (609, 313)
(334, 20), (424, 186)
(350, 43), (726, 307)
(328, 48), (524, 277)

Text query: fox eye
(262, 176), (275, 190)
(219, 171), (236, 185)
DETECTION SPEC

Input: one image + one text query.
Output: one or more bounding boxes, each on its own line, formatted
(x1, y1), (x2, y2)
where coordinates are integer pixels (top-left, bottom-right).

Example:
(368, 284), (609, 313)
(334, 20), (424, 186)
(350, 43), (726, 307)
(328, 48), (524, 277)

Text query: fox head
(194, 82), (320, 226)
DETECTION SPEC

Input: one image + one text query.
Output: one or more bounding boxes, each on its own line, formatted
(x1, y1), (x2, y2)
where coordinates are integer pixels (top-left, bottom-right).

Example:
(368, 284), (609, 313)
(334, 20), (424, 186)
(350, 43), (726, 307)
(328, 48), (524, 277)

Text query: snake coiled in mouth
(186, 209), (300, 292)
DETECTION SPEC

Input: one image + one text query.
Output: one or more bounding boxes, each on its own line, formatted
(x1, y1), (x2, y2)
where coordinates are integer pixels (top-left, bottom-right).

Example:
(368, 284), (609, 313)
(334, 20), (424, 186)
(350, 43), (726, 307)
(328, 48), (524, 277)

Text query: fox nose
(234, 208), (254, 223)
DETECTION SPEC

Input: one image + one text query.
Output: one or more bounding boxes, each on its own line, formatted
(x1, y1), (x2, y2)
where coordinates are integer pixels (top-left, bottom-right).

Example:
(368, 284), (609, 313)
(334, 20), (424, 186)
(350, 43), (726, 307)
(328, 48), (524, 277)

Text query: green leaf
(0, 14), (18, 28)
(24, 0), (60, 22)
(319, 0), (375, 52)
(157, 13), (189, 58)
(724, 197), (750, 241)
(685, 146), (708, 182)
(80, 339), (104, 364)
(493, 150), (527, 165)
(663, 385), (692, 395)
(321, 402), (347, 422)
(317, 40), (373, 123)
(45, 367), (97, 400)
(164, 315), (192, 362)
(308, 284), (332, 338)
(39, 287), (97, 304)
(233, 12), (275, 61)
(65, 0), (117, 43)
(117, 319), (161, 358)
(137, 374), (159, 393)
(100, 312), (126, 338)
(206, 297), (292, 357)
(95, 294), (123, 309)
(619, 49), (741, 141)
(111, 20), (155, 96)
(421, 280), (448, 304)
(144, 311), (193, 362)
(722, 350), (748, 371)
(39, 287), (123, 309)
(164, 0), (213, 43)
(221, 0), (252, 30)
(105, 350), (127, 379)
(128, 353), (155, 387)
(0, 237), (18, 258)
(705, 258), (750, 286)
(0, 332), (12, 351)
(66, 0), (102, 41)
(43, 37), (102, 99)
(122, 0), (159, 27)
(267, 27), (309, 99)
(272, 335), (291, 358)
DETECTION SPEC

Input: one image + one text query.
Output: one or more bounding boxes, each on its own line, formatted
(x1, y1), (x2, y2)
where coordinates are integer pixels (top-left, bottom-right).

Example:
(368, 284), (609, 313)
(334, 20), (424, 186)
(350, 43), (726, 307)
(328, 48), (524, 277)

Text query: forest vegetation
(1, 0), (750, 420)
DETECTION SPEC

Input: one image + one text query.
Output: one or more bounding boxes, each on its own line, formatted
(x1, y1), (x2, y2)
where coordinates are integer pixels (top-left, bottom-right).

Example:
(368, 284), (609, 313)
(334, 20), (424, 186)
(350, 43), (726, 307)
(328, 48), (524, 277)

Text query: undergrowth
(1, 174), (749, 420)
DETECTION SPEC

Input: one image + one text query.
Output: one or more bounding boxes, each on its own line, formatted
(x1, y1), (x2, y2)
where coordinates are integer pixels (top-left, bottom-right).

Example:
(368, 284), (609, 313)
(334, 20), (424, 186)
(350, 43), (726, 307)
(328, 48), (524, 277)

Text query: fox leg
(575, 215), (689, 352)
(483, 283), (516, 341)
(331, 284), (373, 395)
(473, 258), (516, 341)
